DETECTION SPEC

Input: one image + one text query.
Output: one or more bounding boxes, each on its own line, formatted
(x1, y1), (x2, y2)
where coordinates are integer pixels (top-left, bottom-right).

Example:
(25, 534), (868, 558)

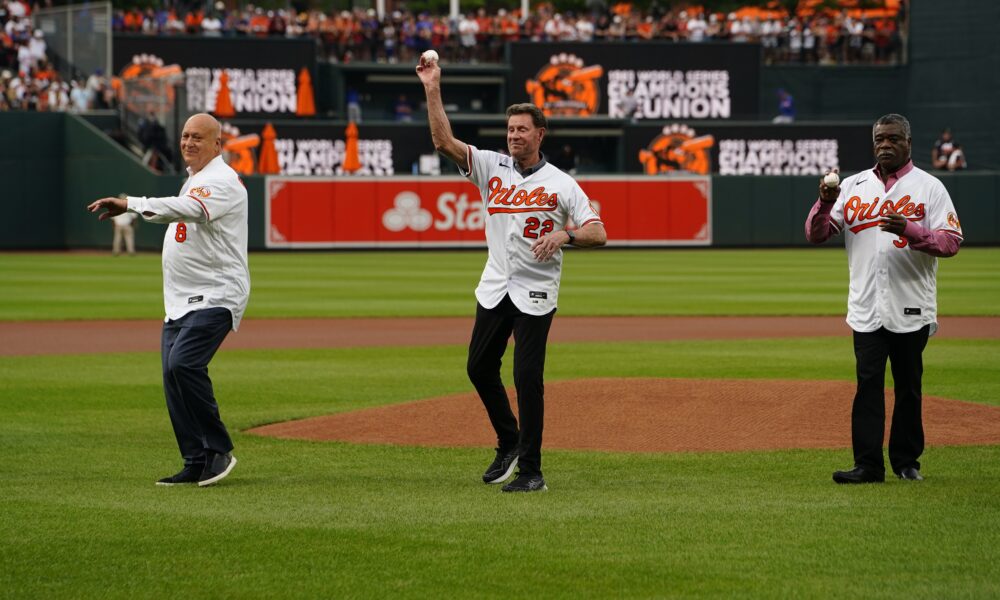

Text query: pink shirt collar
(872, 159), (914, 192)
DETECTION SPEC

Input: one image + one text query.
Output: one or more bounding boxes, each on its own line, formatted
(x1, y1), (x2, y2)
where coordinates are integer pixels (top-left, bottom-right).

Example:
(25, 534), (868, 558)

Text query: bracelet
(566, 229), (576, 245)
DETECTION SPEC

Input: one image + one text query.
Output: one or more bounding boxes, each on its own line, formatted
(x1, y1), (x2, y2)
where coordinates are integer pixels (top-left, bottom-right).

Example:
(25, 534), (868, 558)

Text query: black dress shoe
(897, 467), (924, 481)
(198, 452), (237, 487)
(156, 464), (203, 486)
(832, 466), (885, 484)
(501, 473), (548, 493)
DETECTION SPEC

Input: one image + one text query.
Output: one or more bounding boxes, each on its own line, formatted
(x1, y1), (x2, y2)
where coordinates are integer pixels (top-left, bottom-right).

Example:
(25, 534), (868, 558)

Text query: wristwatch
(565, 229), (576, 245)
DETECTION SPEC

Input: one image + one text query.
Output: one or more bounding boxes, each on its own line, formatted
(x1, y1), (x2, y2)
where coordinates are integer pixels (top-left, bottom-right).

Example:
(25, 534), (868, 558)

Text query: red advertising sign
(265, 176), (710, 248)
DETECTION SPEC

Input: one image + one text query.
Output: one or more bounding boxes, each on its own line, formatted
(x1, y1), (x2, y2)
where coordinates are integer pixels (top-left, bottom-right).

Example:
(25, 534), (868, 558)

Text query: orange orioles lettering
(486, 177), (558, 214)
(845, 195), (926, 234)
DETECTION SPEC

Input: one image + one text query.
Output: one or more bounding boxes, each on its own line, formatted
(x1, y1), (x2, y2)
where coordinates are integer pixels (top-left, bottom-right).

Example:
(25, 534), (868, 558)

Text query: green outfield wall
(2, 112), (997, 251)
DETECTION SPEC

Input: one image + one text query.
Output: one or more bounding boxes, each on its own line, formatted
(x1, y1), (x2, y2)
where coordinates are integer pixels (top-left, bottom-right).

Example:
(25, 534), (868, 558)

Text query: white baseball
(823, 172), (840, 188)
(421, 49), (439, 64)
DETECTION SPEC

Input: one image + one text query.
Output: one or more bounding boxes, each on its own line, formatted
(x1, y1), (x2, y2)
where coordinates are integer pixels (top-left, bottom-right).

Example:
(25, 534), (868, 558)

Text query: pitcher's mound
(248, 378), (1000, 453)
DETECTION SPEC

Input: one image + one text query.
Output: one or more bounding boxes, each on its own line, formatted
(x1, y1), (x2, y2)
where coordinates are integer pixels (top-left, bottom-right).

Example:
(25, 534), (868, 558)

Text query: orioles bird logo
(638, 124), (715, 175)
(525, 54), (603, 117)
(221, 122), (261, 175)
(116, 54), (183, 118)
(947, 212), (962, 232)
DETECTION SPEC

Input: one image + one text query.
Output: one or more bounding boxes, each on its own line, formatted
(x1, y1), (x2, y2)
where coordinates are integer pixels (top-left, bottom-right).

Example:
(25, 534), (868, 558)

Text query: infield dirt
(7, 316), (999, 453)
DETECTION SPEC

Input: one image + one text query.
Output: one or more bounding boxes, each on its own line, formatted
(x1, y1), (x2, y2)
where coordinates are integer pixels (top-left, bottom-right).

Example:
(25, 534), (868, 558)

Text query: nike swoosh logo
(855, 178), (867, 184)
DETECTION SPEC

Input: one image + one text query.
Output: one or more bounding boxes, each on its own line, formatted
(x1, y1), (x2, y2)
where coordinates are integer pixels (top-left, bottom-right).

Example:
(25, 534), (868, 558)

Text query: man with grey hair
(417, 53), (606, 492)
(805, 113), (963, 484)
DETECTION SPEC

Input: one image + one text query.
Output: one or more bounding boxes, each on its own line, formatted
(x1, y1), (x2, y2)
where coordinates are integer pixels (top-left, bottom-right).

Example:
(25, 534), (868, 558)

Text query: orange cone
(342, 121), (361, 174)
(296, 67), (316, 117)
(214, 70), (235, 118)
(257, 123), (280, 174)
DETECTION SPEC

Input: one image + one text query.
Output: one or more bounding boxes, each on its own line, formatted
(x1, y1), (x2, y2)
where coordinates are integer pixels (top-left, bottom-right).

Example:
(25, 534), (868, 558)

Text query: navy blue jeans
(161, 307), (234, 467)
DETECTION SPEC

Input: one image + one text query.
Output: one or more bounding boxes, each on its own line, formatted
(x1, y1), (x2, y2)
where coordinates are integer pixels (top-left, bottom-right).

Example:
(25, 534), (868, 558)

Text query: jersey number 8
(175, 223), (188, 243)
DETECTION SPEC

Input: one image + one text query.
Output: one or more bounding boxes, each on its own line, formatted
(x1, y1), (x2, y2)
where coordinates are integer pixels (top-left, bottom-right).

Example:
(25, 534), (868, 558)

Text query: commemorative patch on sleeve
(947, 212), (961, 232)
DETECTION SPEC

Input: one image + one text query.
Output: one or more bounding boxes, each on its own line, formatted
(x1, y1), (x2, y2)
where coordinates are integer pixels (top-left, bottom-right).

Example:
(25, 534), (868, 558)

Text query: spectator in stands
(0, 69), (12, 111)
(138, 111), (172, 170)
(382, 17), (397, 63)
(458, 13), (477, 62)
(101, 3), (907, 67)
(90, 68), (118, 109)
(346, 87), (361, 122)
(773, 88), (795, 123)
(393, 93), (413, 122)
(201, 9), (223, 37)
(69, 78), (89, 112)
(932, 128), (967, 171)
(551, 143), (578, 174)
(685, 11), (707, 42)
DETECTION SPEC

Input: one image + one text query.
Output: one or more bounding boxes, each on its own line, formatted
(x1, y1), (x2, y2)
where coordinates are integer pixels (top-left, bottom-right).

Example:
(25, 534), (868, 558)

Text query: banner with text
(508, 42), (759, 120)
(220, 121), (411, 176)
(266, 176), (710, 248)
(624, 122), (873, 175)
(113, 35), (316, 118)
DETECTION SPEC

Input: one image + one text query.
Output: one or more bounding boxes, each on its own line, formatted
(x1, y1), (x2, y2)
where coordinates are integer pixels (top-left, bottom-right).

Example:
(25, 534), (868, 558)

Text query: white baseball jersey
(824, 164), (962, 334)
(462, 146), (602, 315)
(127, 155), (250, 330)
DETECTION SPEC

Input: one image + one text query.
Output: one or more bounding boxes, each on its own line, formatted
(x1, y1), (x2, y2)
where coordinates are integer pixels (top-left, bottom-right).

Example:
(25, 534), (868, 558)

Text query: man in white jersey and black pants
(88, 113), (249, 487)
(806, 113), (962, 484)
(417, 54), (606, 492)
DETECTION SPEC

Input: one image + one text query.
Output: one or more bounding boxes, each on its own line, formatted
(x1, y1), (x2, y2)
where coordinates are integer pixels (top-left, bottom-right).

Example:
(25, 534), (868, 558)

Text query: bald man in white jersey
(417, 55), (607, 492)
(806, 113), (962, 484)
(88, 113), (249, 487)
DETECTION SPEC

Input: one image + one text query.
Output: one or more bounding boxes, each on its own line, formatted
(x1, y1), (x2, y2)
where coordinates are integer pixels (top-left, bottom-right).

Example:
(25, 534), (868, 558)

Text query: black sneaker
(482, 447), (519, 484)
(501, 472), (547, 493)
(198, 452), (237, 487)
(156, 464), (203, 486)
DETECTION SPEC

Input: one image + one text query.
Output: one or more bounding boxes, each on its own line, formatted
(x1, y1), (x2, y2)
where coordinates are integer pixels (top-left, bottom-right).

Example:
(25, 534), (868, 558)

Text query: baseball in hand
(421, 49), (439, 64)
(823, 171), (840, 188)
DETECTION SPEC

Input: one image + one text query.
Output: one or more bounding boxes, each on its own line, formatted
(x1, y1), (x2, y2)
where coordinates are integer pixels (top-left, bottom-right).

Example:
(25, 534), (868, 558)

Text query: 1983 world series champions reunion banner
(507, 42), (760, 120)
(113, 35), (316, 118)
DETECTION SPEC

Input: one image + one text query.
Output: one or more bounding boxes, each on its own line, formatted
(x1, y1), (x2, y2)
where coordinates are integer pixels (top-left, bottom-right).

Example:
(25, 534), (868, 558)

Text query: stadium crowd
(110, 2), (905, 66)
(1, 0), (115, 111)
(2, 0), (905, 113)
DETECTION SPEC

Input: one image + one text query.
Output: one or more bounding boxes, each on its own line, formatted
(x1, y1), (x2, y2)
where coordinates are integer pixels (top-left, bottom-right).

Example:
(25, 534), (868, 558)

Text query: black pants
(161, 307), (234, 467)
(467, 295), (555, 476)
(851, 325), (930, 475)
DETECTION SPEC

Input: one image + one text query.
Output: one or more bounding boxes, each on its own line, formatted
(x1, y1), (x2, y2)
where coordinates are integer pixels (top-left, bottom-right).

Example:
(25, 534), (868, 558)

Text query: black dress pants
(161, 307), (235, 467)
(851, 325), (930, 475)
(467, 295), (555, 476)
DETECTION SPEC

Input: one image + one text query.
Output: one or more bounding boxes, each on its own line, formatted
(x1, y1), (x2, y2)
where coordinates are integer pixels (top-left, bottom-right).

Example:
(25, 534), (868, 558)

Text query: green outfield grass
(0, 247), (997, 320)
(2, 339), (999, 598)
(2, 248), (999, 598)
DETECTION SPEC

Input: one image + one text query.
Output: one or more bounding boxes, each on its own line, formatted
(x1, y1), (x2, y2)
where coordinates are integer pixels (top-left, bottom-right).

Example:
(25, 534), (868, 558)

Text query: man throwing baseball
(87, 113), (249, 487)
(806, 113), (963, 484)
(417, 52), (606, 492)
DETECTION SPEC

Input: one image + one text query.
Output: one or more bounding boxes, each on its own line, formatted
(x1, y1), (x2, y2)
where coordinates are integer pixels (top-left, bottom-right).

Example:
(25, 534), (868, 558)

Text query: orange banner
(265, 176), (710, 248)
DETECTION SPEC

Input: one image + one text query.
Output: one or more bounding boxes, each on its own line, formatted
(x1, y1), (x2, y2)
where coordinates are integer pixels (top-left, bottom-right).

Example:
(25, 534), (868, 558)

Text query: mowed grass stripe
(1, 248), (997, 320)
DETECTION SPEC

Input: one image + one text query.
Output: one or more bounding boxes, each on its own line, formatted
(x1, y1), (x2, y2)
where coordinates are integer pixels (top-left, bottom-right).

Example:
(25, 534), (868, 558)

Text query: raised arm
(416, 55), (469, 171)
